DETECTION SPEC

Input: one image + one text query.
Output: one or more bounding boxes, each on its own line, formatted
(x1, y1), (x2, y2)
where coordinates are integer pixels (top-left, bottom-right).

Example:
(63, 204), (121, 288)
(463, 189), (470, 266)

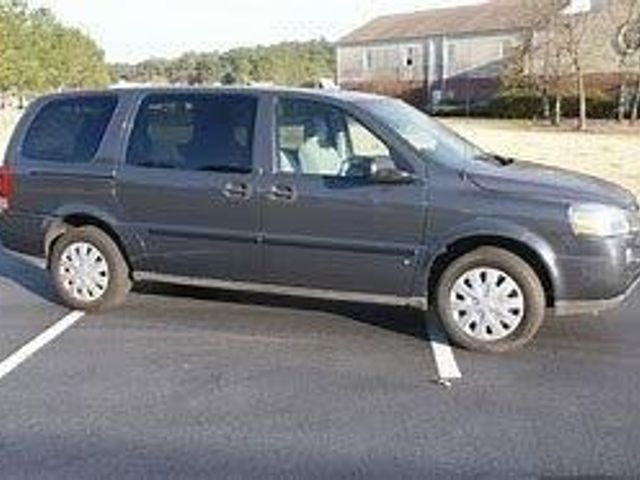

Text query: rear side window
(127, 94), (257, 173)
(22, 96), (117, 164)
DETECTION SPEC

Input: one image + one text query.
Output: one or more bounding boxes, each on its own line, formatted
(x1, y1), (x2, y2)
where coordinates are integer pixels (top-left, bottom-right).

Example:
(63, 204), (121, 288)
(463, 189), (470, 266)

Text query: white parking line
(0, 310), (85, 381)
(426, 318), (462, 382)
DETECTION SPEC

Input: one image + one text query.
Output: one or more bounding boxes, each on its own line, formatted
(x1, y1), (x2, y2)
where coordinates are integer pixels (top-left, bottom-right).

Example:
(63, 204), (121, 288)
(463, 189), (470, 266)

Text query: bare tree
(546, 13), (572, 126)
(518, 0), (601, 128)
(557, 6), (594, 131)
(607, 0), (640, 122)
(518, 0), (569, 125)
(632, 54), (640, 123)
(505, 1), (632, 128)
(615, 5), (640, 124)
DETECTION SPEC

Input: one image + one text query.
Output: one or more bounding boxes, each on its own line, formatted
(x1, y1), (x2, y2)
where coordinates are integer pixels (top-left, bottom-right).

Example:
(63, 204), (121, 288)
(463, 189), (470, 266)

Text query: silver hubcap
(58, 242), (110, 303)
(450, 267), (525, 342)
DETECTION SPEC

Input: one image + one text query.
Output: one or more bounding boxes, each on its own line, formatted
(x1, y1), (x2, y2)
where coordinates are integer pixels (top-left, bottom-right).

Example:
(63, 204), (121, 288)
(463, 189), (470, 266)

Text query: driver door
(260, 97), (427, 296)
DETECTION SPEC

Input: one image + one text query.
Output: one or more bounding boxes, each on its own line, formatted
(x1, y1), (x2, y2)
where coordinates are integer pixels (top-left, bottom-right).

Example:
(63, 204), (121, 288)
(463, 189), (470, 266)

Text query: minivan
(1, 87), (639, 352)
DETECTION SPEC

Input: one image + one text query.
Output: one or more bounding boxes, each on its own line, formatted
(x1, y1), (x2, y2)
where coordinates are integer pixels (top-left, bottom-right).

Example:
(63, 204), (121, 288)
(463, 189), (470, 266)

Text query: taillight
(0, 165), (12, 212)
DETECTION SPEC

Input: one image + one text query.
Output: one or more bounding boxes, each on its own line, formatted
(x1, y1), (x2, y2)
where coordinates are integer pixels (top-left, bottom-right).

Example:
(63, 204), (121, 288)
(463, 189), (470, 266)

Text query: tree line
(0, 1), (335, 101)
(0, 0), (110, 97)
(110, 40), (336, 87)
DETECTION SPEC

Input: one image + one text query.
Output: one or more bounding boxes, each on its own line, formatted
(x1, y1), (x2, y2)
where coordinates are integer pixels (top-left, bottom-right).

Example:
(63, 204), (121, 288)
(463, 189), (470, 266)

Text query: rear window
(22, 96), (118, 164)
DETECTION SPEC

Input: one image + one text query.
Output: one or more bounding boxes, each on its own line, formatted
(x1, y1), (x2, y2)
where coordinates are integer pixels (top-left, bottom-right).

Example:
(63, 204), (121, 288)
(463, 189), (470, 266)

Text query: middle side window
(127, 93), (257, 173)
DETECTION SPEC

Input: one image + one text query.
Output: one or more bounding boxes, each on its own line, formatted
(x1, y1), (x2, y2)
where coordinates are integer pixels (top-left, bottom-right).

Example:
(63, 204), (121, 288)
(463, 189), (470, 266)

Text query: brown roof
(338, 0), (534, 45)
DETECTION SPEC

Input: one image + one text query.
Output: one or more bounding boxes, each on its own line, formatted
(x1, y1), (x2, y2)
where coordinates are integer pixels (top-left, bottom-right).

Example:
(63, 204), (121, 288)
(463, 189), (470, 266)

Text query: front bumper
(554, 274), (640, 316)
(553, 231), (640, 316)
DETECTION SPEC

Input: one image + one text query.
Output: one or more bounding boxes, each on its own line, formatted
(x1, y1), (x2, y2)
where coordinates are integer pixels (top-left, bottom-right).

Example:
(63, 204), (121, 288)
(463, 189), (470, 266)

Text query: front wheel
(435, 247), (546, 353)
(50, 226), (132, 312)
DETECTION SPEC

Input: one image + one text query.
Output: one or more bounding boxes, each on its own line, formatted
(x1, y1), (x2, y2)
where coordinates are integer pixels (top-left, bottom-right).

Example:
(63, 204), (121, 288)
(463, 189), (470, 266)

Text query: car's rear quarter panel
(0, 92), (144, 263)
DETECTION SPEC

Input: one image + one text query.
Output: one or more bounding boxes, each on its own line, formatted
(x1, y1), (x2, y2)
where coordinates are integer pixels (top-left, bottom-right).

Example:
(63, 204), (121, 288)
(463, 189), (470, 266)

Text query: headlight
(569, 203), (632, 237)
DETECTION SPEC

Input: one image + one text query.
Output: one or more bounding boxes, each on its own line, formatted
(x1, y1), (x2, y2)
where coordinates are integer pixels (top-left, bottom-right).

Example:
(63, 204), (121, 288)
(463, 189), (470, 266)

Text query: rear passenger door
(115, 92), (262, 282)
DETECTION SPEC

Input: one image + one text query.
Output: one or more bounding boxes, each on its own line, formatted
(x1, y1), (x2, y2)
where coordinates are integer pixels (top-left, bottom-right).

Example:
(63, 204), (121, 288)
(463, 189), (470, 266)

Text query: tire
(50, 226), (132, 312)
(435, 247), (546, 353)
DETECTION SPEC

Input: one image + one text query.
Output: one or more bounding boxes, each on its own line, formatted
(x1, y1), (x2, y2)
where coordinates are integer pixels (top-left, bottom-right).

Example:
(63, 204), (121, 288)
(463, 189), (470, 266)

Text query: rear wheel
(435, 247), (546, 353)
(50, 226), (132, 311)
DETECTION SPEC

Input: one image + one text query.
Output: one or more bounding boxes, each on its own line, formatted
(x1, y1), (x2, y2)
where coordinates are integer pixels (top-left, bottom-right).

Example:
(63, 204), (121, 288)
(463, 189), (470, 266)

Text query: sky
(30, 0), (484, 64)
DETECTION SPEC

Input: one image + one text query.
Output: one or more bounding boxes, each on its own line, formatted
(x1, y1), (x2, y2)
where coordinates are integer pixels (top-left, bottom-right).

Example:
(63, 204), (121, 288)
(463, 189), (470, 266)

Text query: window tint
(276, 98), (404, 177)
(22, 96), (117, 163)
(127, 94), (257, 173)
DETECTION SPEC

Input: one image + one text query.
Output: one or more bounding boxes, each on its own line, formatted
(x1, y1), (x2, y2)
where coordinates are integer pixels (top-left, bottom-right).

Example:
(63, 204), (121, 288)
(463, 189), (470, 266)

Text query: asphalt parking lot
(1, 246), (640, 479)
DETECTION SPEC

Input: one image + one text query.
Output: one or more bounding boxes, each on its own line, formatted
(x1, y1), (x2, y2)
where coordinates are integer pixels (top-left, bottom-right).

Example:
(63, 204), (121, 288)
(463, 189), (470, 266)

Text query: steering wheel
(337, 156), (373, 179)
(337, 158), (354, 177)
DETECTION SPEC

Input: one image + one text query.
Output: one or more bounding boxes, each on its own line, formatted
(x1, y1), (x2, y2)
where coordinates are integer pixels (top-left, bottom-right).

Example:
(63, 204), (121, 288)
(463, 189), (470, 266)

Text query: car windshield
(360, 99), (495, 167)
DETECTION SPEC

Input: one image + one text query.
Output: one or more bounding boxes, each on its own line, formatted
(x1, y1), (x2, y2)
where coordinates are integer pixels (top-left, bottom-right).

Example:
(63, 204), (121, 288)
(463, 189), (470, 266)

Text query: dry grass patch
(442, 118), (640, 199)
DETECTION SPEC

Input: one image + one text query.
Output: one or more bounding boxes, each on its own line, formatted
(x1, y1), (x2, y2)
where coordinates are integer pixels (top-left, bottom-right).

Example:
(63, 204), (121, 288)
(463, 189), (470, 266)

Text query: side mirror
(369, 157), (417, 185)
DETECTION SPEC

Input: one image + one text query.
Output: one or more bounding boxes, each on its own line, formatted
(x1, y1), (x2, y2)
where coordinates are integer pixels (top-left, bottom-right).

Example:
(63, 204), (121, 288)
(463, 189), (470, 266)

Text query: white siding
(444, 33), (521, 79)
(337, 43), (425, 83)
(337, 32), (524, 85)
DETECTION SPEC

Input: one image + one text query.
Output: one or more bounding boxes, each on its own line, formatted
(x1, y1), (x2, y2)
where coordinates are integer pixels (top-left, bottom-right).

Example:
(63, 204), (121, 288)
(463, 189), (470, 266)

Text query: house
(336, 0), (615, 110)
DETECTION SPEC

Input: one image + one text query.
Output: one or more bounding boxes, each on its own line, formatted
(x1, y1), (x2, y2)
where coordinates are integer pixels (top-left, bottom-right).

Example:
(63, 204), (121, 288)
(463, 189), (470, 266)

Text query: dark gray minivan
(1, 87), (639, 352)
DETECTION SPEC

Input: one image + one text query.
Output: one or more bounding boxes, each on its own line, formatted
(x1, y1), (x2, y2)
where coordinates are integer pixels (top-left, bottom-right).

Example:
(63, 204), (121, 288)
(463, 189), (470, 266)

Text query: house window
(590, 0), (608, 12)
(563, 0), (592, 14)
(404, 46), (418, 67)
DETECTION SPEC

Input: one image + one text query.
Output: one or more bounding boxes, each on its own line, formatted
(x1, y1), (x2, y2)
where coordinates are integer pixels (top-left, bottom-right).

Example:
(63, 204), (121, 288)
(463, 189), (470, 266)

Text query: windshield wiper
(473, 153), (515, 166)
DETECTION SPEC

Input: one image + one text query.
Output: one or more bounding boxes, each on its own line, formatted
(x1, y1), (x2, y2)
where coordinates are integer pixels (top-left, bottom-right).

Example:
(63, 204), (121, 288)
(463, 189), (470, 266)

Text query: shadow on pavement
(0, 242), (430, 341)
(134, 281), (428, 341)
(0, 246), (56, 303)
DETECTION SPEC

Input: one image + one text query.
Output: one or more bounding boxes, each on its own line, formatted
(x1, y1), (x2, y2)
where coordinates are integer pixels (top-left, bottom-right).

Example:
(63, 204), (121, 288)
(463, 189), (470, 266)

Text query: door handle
(222, 182), (250, 199)
(267, 185), (296, 202)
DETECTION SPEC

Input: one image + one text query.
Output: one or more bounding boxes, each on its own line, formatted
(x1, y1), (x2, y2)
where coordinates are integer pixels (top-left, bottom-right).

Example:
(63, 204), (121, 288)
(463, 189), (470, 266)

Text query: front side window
(127, 94), (257, 173)
(22, 96), (117, 164)
(276, 98), (408, 178)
